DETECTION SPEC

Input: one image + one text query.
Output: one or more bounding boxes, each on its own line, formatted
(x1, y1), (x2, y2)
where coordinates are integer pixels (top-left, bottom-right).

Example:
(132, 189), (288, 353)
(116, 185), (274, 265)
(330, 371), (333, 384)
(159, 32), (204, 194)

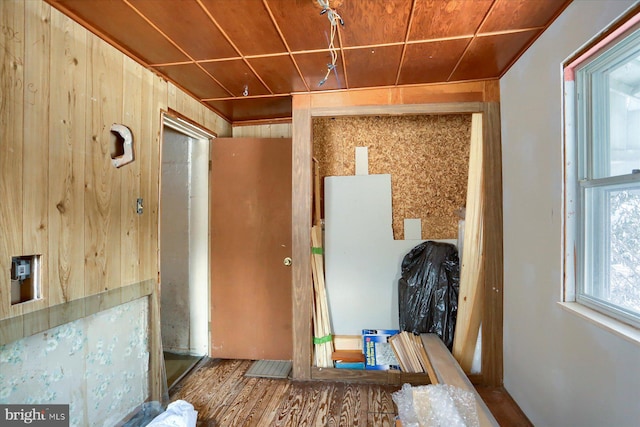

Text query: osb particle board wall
(313, 115), (471, 239)
(0, 0), (230, 322)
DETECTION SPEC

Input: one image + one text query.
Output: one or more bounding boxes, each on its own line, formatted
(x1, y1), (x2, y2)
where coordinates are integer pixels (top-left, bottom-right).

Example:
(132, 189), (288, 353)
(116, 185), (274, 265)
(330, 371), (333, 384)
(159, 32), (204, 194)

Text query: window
(570, 22), (640, 328)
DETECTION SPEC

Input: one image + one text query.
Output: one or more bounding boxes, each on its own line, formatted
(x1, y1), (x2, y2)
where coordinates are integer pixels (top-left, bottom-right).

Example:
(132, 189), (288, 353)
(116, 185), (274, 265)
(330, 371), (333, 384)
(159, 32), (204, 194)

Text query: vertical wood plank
(0, 317), (23, 345)
(231, 126), (244, 138)
(22, 0), (50, 315)
(272, 123), (292, 138)
(175, 89), (204, 125)
(48, 7), (87, 306)
(151, 74), (167, 280)
(452, 113), (484, 371)
(138, 69), (154, 281)
(0, 0), (25, 319)
(233, 124), (293, 139)
(84, 36), (123, 296)
(481, 102), (504, 387)
(167, 81), (177, 112)
(204, 107), (230, 137)
(291, 94), (312, 379)
(121, 57), (142, 286)
(149, 73), (167, 402)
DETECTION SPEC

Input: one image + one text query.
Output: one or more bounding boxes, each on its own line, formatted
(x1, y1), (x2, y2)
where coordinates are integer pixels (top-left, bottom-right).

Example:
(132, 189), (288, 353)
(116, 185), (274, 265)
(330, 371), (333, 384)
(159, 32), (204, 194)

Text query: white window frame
(565, 20), (640, 330)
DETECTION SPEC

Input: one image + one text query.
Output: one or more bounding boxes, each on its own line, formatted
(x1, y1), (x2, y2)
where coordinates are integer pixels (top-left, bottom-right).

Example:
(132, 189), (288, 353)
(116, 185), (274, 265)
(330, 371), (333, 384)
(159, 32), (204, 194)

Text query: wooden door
(210, 138), (292, 360)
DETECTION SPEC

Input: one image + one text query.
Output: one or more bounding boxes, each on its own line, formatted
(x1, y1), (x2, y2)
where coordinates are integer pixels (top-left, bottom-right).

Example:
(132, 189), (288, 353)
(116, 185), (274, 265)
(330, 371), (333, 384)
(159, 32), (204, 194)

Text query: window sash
(578, 177), (640, 328)
(574, 25), (640, 328)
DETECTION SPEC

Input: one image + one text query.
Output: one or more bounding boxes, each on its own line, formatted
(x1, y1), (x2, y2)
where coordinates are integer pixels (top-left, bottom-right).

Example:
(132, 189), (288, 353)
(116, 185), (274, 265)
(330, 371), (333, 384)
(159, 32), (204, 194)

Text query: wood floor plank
(294, 382), (323, 427)
(272, 382), (308, 426)
(367, 385), (398, 426)
(326, 383), (346, 427)
(368, 411), (397, 426)
(230, 378), (276, 426)
(338, 383), (363, 426)
(356, 384), (370, 425)
(216, 377), (259, 426)
(167, 358), (530, 426)
(174, 359), (247, 417)
(199, 361), (252, 420)
(248, 380), (292, 427)
(310, 384), (334, 427)
(369, 384), (397, 414)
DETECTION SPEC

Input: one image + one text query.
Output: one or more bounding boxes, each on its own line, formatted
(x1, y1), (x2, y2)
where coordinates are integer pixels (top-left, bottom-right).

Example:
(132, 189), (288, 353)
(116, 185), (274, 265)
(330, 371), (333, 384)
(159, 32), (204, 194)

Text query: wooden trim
(394, 0), (417, 86)
(468, 373), (483, 385)
(291, 94), (313, 380)
(311, 102), (483, 117)
(480, 102), (504, 387)
(166, 108), (220, 137)
(304, 81), (494, 109)
(149, 281), (164, 401)
(232, 117), (292, 127)
(0, 279), (154, 346)
(483, 80), (501, 103)
(311, 367), (432, 386)
(291, 83), (503, 386)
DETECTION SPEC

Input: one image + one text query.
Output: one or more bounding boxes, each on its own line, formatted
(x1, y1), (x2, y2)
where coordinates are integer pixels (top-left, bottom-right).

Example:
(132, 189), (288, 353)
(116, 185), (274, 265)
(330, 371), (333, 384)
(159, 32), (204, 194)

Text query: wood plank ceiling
(47, 0), (572, 123)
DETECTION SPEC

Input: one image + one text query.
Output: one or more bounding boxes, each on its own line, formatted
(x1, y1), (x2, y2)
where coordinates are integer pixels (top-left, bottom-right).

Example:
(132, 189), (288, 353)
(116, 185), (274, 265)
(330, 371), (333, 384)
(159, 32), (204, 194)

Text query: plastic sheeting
(398, 241), (460, 350)
(392, 383), (479, 427)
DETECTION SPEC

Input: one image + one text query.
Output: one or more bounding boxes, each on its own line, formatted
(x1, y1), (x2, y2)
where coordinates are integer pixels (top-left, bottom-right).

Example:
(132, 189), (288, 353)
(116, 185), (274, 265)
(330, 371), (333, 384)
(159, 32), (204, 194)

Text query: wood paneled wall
(0, 0), (230, 324)
(2, 0), (230, 402)
(232, 122), (293, 138)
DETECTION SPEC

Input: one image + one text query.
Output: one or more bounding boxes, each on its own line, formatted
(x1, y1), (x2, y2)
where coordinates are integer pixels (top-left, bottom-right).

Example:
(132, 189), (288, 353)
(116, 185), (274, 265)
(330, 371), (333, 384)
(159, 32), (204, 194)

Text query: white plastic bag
(146, 400), (198, 427)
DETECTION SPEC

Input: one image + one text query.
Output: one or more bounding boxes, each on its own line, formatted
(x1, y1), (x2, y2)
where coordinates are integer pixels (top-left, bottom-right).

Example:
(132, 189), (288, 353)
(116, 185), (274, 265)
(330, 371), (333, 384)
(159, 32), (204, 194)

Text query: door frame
(159, 111), (216, 356)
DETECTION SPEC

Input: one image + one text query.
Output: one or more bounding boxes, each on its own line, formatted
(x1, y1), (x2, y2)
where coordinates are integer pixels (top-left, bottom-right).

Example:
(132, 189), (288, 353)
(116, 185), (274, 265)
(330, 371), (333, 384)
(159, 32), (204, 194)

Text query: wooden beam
(305, 80), (498, 110)
(291, 94), (312, 380)
(452, 113), (484, 372)
(421, 333), (499, 427)
(480, 102), (504, 387)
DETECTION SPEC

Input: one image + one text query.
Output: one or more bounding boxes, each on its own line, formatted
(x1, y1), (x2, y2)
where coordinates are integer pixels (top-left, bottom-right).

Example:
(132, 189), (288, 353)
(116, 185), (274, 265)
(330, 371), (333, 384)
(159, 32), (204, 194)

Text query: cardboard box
(362, 329), (400, 370)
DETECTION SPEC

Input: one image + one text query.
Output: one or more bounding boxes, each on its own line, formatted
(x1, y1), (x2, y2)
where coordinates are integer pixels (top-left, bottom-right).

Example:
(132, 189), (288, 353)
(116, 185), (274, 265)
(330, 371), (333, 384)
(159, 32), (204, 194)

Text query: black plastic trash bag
(398, 241), (460, 350)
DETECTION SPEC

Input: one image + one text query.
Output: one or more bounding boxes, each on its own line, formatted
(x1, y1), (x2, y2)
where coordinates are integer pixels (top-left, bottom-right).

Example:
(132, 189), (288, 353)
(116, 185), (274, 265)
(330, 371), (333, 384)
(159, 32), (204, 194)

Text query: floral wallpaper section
(0, 297), (150, 427)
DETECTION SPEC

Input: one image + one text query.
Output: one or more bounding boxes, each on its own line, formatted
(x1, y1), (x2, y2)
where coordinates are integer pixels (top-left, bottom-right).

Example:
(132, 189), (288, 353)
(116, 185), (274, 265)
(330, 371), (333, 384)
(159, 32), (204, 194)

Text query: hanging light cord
(317, 0), (344, 86)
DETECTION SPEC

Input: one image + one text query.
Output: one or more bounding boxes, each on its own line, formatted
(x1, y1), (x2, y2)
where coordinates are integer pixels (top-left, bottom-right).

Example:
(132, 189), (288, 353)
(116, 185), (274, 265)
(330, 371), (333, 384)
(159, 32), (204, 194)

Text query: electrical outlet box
(10, 255), (41, 305)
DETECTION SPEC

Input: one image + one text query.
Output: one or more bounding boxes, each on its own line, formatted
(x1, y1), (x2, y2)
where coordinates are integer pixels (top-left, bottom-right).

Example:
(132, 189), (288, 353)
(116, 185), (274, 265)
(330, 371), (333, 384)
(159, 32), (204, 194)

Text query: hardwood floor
(170, 359), (398, 426)
(170, 358), (532, 426)
(475, 386), (533, 427)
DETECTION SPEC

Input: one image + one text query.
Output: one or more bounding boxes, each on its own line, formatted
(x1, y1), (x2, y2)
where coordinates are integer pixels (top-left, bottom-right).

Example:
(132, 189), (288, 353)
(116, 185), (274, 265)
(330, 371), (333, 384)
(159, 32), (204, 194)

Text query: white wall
(500, 1), (640, 426)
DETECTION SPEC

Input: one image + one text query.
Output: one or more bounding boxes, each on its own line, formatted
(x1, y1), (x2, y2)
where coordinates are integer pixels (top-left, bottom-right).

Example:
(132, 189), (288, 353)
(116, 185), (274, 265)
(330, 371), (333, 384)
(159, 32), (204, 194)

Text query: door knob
(283, 257), (292, 266)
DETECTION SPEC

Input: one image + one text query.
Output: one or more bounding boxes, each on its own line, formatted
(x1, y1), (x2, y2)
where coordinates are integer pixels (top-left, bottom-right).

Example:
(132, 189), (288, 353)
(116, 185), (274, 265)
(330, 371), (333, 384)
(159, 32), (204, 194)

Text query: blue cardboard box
(362, 329), (400, 370)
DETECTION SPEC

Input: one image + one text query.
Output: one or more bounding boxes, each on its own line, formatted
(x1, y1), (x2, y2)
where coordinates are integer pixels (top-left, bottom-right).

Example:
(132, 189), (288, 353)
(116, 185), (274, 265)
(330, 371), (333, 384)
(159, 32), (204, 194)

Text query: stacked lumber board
(389, 331), (431, 375)
(394, 334), (499, 426)
(311, 225), (333, 367)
